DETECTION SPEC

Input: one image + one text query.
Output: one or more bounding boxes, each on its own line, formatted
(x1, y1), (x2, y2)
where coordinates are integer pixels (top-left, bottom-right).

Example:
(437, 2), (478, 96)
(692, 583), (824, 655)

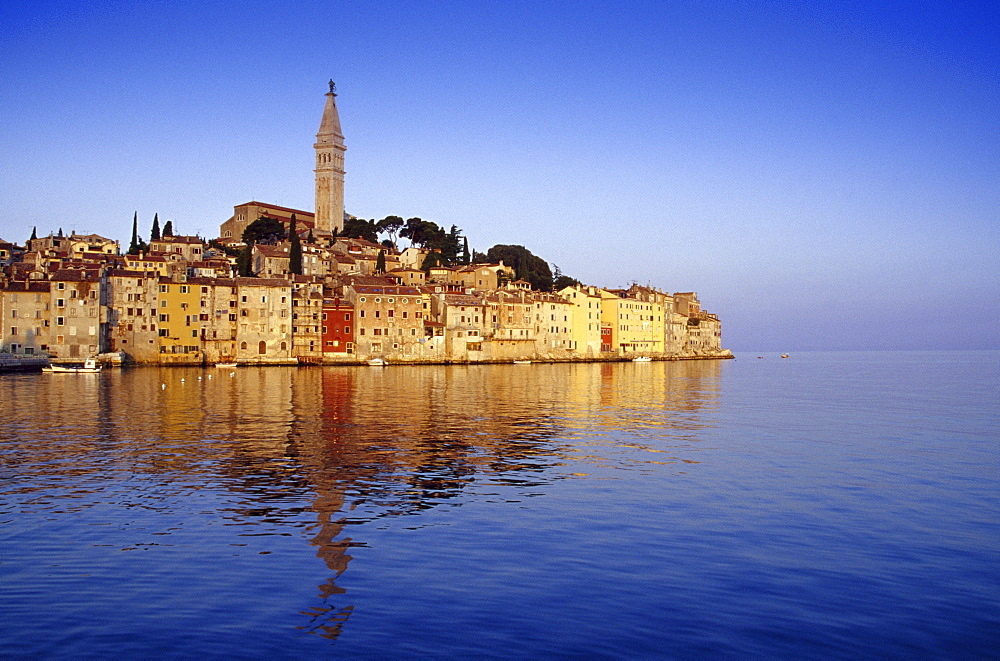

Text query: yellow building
(558, 285), (603, 357)
(598, 289), (664, 355)
(156, 277), (203, 363)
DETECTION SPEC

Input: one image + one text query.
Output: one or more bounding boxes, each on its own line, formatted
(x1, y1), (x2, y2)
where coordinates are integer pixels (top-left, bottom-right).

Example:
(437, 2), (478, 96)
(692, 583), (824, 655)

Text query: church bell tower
(314, 80), (346, 235)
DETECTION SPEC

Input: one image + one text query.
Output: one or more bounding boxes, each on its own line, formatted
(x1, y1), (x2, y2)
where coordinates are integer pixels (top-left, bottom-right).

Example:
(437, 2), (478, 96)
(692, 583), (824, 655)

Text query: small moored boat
(513, 359), (531, 365)
(215, 361), (238, 368)
(43, 357), (102, 373)
(367, 358), (387, 367)
(632, 356), (652, 362)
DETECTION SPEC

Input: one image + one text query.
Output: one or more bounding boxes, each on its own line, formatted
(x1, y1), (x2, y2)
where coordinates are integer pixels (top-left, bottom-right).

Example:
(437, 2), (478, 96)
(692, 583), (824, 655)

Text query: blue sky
(1, 1), (997, 351)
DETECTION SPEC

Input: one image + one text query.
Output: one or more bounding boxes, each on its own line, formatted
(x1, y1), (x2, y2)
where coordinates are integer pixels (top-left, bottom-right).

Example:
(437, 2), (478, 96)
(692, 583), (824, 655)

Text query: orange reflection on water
(1, 359), (723, 638)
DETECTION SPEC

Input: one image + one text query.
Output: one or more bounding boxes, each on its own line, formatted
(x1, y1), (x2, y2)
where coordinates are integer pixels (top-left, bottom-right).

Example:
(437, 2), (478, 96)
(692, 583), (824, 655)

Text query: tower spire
(314, 82), (346, 234)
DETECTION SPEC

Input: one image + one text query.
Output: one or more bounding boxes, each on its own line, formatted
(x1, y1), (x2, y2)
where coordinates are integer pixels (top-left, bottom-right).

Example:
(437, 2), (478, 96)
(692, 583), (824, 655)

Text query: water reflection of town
(7, 360), (720, 639)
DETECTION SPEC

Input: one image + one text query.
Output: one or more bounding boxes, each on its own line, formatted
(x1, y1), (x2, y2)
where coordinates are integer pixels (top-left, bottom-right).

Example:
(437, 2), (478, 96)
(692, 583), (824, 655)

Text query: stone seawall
(0, 355), (49, 372)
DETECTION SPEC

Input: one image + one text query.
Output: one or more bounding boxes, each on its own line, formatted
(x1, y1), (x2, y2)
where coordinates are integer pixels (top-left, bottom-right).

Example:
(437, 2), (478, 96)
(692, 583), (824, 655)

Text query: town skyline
(1, 2), (996, 351)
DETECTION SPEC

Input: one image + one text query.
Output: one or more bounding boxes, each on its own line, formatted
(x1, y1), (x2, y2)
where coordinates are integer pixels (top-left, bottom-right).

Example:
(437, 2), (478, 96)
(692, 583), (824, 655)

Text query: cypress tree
(162, 220), (173, 237)
(289, 215), (303, 275)
(151, 214), (161, 241)
(237, 243), (254, 277)
(462, 237), (470, 265)
(27, 226), (37, 248)
(375, 249), (386, 274)
(128, 212), (139, 254)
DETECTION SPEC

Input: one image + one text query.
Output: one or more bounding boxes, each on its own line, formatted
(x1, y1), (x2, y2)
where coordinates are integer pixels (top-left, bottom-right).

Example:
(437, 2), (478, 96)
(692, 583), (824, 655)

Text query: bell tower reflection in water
(282, 361), (721, 637)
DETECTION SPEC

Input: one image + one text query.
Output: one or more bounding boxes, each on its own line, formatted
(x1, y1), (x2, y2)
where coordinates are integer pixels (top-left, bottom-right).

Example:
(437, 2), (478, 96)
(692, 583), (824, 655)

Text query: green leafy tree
(485, 244), (553, 291)
(552, 264), (579, 291)
(400, 217), (434, 247)
(150, 214), (160, 241)
(434, 225), (461, 266)
(242, 216), (286, 245)
(420, 252), (441, 271)
(375, 215), (404, 249)
(341, 217), (379, 243)
(162, 220), (174, 237)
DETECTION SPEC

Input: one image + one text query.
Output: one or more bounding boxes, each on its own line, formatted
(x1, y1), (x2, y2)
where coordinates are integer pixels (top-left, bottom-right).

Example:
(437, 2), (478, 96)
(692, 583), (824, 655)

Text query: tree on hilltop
(552, 264), (580, 291)
(162, 220), (174, 237)
(341, 217), (378, 243)
(242, 216), (285, 245)
(420, 251), (441, 271)
(400, 217), (431, 247)
(375, 215), (404, 249)
(484, 244), (553, 291)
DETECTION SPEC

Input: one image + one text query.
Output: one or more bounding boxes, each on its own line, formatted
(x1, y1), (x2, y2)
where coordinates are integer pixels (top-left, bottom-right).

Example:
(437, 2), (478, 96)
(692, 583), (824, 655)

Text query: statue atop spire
(328, 79), (336, 95)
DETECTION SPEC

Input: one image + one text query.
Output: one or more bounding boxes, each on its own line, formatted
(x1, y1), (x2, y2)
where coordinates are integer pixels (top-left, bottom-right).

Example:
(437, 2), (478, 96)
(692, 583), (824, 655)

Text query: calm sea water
(1, 351), (998, 658)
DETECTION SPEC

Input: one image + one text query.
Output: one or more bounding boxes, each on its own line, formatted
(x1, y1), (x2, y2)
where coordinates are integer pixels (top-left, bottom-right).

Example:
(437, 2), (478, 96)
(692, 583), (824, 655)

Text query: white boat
(215, 361), (238, 368)
(367, 358), (387, 367)
(513, 359), (531, 365)
(632, 356), (652, 362)
(42, 357), (102, 373)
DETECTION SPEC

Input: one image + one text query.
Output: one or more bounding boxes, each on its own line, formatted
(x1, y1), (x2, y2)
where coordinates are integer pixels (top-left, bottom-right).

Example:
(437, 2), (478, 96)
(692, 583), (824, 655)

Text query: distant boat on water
(368, 358), (387, 367)
(215, 361), (238, 368)
(513, 359), (531, 365)
(633, 356), (652, 362)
